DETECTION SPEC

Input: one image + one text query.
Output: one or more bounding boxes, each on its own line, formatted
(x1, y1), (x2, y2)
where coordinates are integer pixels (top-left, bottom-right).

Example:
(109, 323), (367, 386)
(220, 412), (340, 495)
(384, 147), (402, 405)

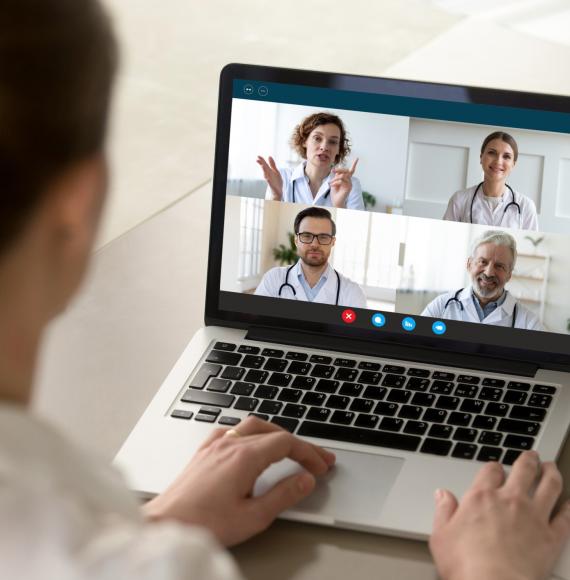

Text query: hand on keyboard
(142, 416), (335, 546)
(429, 451), (570, 580)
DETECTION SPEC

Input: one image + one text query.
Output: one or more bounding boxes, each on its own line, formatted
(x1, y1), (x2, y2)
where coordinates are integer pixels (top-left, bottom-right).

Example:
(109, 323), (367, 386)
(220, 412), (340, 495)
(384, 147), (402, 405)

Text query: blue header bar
(233, 79), (570, 134)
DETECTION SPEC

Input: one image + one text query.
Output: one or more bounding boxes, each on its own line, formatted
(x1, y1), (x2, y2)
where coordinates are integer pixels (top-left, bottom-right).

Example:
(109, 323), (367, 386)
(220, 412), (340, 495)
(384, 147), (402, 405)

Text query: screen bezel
(205, 63), (570, 371)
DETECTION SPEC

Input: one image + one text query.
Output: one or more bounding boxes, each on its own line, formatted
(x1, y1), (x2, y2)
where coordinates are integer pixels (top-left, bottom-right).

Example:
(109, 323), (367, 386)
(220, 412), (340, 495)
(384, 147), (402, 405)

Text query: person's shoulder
(452, 185), (476, 199)
(516, 191), (537, 210)
(514, 299), (542, 327)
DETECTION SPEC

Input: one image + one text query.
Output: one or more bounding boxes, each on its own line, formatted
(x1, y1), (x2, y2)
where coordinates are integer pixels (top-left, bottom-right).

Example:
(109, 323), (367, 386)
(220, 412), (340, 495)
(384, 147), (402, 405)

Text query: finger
(550, 501), (570, 552)
(470, 461), (505, 491)
(432, 489), (458, 533)
(256, 156), (270, 172)
(504, 450), (540, 495)
(534, 462), (563, 518)
(350, 158), (359, 174)
(268, 156), (278, 172)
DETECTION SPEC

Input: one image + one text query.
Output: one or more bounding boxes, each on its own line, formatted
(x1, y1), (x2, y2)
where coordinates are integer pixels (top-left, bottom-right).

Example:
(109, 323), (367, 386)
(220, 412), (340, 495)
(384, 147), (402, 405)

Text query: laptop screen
(211, 65), (570, 367)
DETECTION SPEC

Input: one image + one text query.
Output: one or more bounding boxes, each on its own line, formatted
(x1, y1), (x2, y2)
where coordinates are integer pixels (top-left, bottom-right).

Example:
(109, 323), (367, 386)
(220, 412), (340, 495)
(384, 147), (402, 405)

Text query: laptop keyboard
(170, 341), (557, 466)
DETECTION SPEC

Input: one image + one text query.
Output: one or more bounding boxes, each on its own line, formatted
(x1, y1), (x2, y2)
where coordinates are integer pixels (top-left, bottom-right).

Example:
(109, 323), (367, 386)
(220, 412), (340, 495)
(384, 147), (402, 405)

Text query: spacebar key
(182, 389), (235, 408)
(298, 421), (421, 452)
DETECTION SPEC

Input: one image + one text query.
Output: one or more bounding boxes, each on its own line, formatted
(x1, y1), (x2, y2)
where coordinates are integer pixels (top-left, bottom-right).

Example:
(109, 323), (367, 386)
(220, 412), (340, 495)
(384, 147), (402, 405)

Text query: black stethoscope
(444, 288), (518, 328)
(469, 182), (521, 226)
(292, 180), (331, 204)
(278, 263), (341, 305)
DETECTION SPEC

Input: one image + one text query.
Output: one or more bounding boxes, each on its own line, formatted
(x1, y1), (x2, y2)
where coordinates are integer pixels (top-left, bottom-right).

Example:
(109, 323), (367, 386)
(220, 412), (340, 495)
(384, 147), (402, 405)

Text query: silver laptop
(115, 64), (570, 539)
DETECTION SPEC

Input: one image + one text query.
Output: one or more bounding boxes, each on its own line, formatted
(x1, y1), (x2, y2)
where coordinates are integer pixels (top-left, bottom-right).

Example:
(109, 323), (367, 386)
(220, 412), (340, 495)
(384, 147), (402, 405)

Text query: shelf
(518, 297), (541, 305)
(511, 275), (544, 281)
(518, 253), (548, 259)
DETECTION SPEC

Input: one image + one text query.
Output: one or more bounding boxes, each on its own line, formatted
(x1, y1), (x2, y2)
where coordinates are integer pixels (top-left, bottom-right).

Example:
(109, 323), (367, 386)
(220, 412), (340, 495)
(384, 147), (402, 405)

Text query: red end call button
(342, 309), (356, 324)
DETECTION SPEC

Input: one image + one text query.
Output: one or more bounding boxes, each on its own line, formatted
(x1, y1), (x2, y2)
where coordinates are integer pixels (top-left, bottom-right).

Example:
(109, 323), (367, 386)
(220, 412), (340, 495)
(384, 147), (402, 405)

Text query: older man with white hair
(421, 230), (543, 330)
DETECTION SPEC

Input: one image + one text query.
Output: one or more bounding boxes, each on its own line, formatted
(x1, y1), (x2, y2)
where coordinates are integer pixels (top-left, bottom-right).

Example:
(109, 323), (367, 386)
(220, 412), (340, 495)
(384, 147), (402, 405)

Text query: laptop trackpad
(294, 448), (404, 525)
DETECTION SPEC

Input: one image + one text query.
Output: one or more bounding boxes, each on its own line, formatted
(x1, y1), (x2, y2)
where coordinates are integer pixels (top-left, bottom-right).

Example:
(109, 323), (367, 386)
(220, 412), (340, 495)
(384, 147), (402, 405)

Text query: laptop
(115, 64), (570, 539)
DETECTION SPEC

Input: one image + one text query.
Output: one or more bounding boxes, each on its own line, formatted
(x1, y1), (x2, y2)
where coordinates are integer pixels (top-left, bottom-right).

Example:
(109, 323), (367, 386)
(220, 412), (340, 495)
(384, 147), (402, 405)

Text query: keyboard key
(382, 374), (406, 388)
(339, 382), (364, 397)
(258, 401), (282, 415)
(533, 385), (556, 395)
(404, 421), (428, 435)
(421, 438), (452, 456)
(374, 402), (399, 416)
(509, 406), (546, 422)
(271, 416), (299, 432)
(447, 412), (472, 426)
(262, 348), (284, 358)
(315, 379), (339, 394)
(363, 386), (387, 400)
(498, 418), (540, 436)
(253, 385), (278, 399)
(335, 368), (359, 382)
(435, 396), (460, 411)
(485, 403), (509, 417)
(171, 409), (193, 420)
(244, 370), (268, 384)
(292, 376), (316, 390)
(311, 364), (335, 379)
(241, 355), (265, 369)
(407, 377), (430, 391)
(428, 424), (453, 439)
(221, 366), (245, 380)
(503, 449), (522, 465)
(206, 378), (232, 393)
(452, 443), (478, 460)
(302, 391), (326, 406)
(231, 382), (255, 396)
(234, 397), (259, 412)
(195, 413), (216, 423)
(453, 428), (477, 442)
(199, 406), (221, 416)
(277, 388), (302, 403)
(288, 361), (311, 375)
(286, 351), (308, 361)
(267, 373), (292, 387)
(477, 446), (503, 462)
(472, 415), (497, 430)
(503, 390), (527, 405)
(327, 395), (350, 410)
(431, 381), (454, 395)
(189, 363), (222, 389)
(310, 355), (332, 364)
(213, 342), (237, 352)
(504, 434), (535, 450)
(350, 398), (375, 413)
(358, 361), (381, 371)
(238, 345), (260, 354)
(478, 431), (503, 446)
(383, 365), (406, 375)
(380, 417), (404, 432)
(398, 405), (423, 420)
(528, 394), (553, 409)
(298, 421), (421, 452)
(411, 393), (436, 407)
(218, 416), (240, 425)
(454, 384), (478, 398)
(480, 387), (502, 401)
(423, 408), (448, 423)
(334, 358), (357, 368)
(457, 375), (480, 384)
(482, 378), (505, 388)
(306, 407), (331, 422)
(282, 404), (307, 419)
(355, 414), (379, 429)
(206, 350), (241, 366)
(507, 381), (531, 391)
(460, 399), (485, 414)
(387, 389), (411, 404)
(264, 358), (288, 372)
(331, 411), (355, 425)
(182, 389), (234, 408)
(433, 371), (455, 381)
(407, 368), (430, 377)
(359, 371), (382, 385)
(249, 413), (269, 421)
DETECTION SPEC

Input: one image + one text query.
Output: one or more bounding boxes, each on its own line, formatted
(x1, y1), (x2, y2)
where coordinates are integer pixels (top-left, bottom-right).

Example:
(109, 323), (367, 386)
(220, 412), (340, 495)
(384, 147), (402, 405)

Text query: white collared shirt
(265, 161), (365, 210)
(0, 404), (243, 580)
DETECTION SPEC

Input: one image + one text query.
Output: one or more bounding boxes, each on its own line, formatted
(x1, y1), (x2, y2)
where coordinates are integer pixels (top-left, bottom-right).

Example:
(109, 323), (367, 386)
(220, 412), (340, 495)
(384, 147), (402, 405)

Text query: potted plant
(362, 191), (376, 210)
(273, 232), (298, 265)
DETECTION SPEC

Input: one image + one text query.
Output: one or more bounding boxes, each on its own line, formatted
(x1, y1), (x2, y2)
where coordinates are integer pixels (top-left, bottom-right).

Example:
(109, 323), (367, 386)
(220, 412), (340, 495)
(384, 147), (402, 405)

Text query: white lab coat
(254, 261), (367, 308)
(443, 184), (538, 230)
(421, 287), (543, 330)
(265, 161), (365, 210)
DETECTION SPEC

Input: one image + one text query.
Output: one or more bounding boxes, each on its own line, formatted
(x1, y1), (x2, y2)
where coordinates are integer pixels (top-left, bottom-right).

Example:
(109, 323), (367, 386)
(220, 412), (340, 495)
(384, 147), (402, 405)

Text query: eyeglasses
(297, 232), (334, 245)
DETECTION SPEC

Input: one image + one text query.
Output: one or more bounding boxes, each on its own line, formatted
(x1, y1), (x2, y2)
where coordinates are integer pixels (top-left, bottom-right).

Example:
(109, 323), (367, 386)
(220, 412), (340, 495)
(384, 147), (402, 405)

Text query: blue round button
(402, 317), (416, 331)
(371, 313), (386, 328)
(432, 320), (447, 335)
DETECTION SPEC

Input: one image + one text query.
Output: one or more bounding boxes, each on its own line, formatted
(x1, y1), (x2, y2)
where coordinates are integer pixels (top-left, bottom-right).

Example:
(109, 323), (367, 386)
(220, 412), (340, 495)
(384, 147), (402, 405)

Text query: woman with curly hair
(257, 112), (364, 210)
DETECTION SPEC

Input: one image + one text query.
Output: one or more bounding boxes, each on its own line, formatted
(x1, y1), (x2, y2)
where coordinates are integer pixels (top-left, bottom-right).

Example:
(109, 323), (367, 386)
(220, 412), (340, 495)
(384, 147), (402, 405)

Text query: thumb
(432, 488), (458, 532)
(252, 471), (316, 521)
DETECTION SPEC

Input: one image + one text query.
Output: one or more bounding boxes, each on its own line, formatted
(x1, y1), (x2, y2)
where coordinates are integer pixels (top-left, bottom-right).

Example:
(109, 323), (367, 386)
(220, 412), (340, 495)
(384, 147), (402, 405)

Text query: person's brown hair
(290, 112), (351, 164)
(0, 0), (118, 256)
(480, 131), (519, 162)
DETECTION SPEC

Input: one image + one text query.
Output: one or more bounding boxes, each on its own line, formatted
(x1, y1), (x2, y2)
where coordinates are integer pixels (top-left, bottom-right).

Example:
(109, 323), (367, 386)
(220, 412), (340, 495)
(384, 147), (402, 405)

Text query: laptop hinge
(245, 326), (539, 378)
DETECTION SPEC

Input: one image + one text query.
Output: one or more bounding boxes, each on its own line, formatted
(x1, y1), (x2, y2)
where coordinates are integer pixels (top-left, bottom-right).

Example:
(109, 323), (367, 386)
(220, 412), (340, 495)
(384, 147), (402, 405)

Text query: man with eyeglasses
(254, 207), (366, 307)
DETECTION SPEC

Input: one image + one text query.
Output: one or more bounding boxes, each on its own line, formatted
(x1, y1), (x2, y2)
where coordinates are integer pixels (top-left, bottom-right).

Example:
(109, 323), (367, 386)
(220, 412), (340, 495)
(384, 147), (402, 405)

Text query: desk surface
(35, 183), (570, 580)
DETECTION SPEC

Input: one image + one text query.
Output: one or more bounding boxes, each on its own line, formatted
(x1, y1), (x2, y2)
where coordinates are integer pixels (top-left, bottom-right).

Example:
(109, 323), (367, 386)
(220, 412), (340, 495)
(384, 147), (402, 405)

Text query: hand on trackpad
(253, 457), (306, 497)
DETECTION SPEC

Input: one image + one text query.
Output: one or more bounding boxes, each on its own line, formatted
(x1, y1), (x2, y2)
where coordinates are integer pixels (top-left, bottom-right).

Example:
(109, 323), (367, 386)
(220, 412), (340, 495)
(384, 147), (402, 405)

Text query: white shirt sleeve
(254, 268), (280, 298)
(521, 197), (539, 231)
(443, 191), (463, 222)
(421, 295), (445, 318)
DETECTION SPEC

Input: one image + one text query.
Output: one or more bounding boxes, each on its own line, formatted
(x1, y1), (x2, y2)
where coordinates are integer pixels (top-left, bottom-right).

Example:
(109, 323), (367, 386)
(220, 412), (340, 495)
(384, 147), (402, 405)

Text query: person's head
(467, 230), (517, 301)
(0, 0), (117, 319)
(293, 207), (336, 268)
(480, 131), (518, 183)
(290, 112), (351, 170)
